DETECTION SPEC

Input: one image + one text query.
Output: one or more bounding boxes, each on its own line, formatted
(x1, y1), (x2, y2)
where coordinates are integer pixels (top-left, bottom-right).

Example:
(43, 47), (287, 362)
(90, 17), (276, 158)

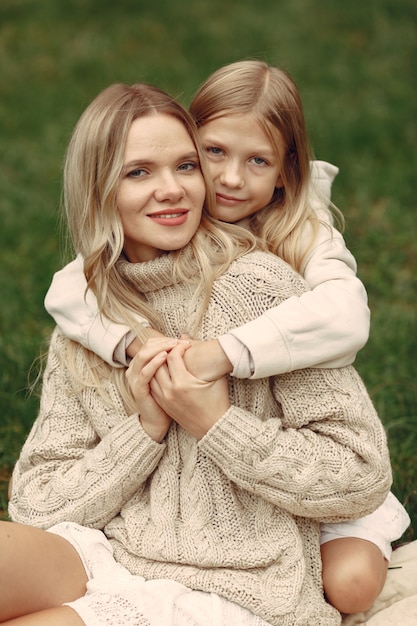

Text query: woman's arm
(148, 252), (389, 524)
(198, 367), (390, 523)
(8, 329), (166, 530)
(147, 343), (391, 523)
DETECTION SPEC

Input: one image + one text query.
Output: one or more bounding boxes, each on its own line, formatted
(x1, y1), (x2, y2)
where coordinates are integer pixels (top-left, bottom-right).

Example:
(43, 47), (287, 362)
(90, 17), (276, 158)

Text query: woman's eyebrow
(123, 151), (199, 169)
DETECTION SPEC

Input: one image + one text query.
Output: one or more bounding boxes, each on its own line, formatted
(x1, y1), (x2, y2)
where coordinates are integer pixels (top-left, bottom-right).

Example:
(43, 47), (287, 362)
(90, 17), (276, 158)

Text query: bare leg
(321, 537), (388, 614)
(1, 606), (85, 626)
(0, 521), (88, 622)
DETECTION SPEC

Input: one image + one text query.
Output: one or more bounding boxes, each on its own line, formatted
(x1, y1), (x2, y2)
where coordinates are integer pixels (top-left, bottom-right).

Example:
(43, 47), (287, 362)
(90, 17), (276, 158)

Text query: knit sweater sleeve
(9, 328), (165, 529)
(197, 253), (391, 524)
(199, 364), (392, 523)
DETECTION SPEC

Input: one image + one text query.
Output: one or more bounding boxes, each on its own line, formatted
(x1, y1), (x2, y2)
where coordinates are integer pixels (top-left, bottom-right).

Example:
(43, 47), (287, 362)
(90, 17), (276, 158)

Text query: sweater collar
(117, 254), (177, 294)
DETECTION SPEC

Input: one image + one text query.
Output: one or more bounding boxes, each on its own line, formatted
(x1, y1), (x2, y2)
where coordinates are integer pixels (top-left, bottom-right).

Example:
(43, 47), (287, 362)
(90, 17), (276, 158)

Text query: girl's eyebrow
(200, 134), (223, 145)
(201, 136), (276, 158)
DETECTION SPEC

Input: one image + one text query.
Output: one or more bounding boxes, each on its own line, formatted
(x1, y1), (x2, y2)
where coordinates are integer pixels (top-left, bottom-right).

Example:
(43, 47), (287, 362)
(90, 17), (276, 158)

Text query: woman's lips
(148, 209), (189, 226)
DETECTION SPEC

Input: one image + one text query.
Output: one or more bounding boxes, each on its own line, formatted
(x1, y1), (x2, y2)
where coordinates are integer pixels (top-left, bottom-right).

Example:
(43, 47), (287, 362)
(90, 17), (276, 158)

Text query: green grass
(0, 0), (416, 541)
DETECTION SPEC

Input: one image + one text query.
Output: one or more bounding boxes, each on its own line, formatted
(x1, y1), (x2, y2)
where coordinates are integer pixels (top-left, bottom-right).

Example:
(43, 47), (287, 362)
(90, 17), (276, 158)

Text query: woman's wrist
(138, 414), (170, 443)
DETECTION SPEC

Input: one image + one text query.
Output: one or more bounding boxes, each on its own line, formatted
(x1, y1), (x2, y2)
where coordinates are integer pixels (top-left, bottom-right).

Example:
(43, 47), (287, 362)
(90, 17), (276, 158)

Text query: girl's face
(118, 114), (206, 263)
(198, 113), (285, 223)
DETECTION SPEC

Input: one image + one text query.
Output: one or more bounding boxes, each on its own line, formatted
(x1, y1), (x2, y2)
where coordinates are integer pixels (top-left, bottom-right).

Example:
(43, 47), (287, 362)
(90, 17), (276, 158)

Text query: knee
(321, 539), (388, 614)
(323, 564), (382, 613)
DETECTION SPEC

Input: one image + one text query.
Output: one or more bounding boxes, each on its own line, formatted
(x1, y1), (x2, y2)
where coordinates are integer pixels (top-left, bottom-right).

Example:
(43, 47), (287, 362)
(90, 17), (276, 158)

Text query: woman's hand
(126, 338), (179, 442)
(127, 332), (232, 383)
(150, 343), (231, 439)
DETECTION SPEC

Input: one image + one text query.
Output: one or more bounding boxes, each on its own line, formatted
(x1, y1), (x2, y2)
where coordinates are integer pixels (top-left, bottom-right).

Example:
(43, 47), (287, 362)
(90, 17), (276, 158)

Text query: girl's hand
(126, 338), (179, 442)
(150, 343), (231, 439)
(182, 337), (233, 382)
(126, 328), (166, 360)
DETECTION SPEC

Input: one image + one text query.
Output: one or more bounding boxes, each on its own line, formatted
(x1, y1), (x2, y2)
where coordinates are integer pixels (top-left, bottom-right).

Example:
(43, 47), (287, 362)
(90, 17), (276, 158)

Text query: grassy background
(0, 0), (416, 541)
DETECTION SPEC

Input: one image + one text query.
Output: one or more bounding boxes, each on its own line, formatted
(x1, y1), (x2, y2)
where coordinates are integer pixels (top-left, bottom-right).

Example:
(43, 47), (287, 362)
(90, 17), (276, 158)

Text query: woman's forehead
(124, 114), (197, 160)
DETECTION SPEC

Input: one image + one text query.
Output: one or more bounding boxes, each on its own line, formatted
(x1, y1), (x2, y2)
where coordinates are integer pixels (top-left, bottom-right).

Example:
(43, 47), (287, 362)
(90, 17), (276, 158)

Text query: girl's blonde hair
(61, 82), (256, 410)
(190, 60), (341, 273)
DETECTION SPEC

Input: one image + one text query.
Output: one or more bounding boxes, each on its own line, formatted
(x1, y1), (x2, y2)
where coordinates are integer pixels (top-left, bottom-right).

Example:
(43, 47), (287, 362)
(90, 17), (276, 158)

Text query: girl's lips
(216, 193), (245, 206)
(148, 209), (189, 226)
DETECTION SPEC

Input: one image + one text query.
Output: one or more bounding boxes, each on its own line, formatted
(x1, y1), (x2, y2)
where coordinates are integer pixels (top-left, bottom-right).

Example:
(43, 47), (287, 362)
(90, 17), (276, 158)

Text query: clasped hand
(126, 338), (230, 441)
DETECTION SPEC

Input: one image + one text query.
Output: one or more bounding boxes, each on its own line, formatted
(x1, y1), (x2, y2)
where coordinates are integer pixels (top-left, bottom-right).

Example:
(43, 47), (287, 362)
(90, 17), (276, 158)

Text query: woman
(6, 82), (391, 626)
(45, 62), (409, 613)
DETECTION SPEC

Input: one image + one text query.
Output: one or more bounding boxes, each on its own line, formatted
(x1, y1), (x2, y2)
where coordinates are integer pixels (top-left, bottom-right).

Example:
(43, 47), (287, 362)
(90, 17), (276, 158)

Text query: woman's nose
(154, 172), (185, 202)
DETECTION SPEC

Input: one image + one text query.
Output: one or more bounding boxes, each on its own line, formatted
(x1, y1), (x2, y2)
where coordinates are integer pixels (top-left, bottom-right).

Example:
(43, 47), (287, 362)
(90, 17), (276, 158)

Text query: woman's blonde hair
(190, 60), (341, 273)
(61, 82), (256, 410)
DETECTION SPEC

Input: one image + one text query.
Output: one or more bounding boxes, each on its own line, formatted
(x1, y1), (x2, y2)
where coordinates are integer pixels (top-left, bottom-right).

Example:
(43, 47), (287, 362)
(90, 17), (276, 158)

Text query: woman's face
(198, 113), (285, 223)
(118, 114), (206, 263)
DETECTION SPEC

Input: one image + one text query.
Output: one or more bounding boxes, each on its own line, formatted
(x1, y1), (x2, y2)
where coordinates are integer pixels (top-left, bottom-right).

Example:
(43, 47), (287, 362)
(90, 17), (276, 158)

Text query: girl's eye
(251, 157), (268, 166)
(206, 146), (224, 156)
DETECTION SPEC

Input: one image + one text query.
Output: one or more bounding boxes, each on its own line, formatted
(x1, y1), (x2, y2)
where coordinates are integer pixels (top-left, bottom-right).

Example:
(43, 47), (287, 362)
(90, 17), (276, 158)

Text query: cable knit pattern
(10, 250), (391, 626)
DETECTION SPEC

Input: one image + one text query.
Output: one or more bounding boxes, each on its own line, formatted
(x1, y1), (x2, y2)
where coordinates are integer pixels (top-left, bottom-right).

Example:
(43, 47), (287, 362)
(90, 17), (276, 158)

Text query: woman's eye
(127, 168), (146, 178)
(178, 161), (198, 172)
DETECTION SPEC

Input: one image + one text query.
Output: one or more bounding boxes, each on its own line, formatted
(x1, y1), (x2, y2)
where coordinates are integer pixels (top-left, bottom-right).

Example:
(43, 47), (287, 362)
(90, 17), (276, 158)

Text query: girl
(6, 81), (391, 626)
(43, 62), (409, 614)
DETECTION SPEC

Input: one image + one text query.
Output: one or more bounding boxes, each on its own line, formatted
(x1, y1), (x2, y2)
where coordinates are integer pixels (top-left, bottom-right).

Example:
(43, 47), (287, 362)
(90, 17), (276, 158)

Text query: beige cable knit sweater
(10, 250), (392, 626)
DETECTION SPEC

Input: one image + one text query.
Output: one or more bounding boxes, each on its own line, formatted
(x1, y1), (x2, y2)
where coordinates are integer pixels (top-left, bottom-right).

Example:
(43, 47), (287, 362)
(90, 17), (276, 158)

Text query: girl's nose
(154, 172), (185, 202)
(219, 160), (244, 189)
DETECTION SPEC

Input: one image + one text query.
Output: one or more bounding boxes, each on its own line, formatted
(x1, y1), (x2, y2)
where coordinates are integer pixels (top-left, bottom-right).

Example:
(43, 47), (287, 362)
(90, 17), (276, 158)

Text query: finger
(150, 371), (170, 407)
(141, 352), (169, 382)
(128, 338), (178, 374)
(142, 337), (178, 354)
(166, 343), (195, 379)
(151, 360), (172, 392)
(150, 345), (192, 403)
(127, 351), (168, 388)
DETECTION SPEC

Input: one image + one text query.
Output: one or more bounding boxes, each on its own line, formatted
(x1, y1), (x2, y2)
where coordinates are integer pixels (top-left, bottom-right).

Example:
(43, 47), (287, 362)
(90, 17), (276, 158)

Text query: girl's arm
(221, 223), (370, 379)
(309, 160), (339, 210)
(44, 254), (146, 367)
(183, 221), (370, 380)
(45, 224), (370, 379)
(218, 161), (368, 378)
(8, 328), (166, 529)
(45, 162), (368, 379)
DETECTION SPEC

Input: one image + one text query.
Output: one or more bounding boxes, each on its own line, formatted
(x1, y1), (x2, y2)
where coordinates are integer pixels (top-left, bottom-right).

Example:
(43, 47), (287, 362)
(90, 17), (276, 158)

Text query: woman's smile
(147, 208), (190, 225)
(117, 114), (206, 263)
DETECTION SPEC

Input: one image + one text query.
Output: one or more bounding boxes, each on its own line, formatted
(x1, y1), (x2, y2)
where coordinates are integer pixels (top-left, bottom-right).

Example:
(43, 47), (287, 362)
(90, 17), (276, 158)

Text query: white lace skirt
(48, 522), (273, 626)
